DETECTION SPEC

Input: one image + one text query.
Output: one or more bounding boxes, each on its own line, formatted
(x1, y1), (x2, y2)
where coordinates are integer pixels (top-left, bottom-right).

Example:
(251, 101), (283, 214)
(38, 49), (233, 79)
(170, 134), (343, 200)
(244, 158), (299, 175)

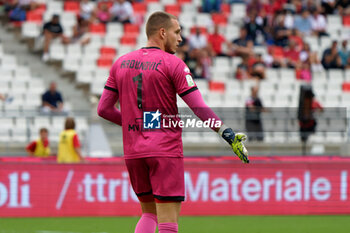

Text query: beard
(165, 41), (176, 54)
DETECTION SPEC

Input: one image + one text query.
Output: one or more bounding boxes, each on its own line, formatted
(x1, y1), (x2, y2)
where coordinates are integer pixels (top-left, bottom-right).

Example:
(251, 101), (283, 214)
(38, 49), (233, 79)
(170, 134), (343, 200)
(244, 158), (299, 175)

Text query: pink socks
(158, 223), (178, 233)
(134, 213), (158, 233)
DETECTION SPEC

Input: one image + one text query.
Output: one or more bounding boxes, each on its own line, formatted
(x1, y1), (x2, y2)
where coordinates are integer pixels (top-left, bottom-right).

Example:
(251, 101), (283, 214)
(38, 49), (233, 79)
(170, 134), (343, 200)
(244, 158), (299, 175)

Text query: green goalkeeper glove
(220, 127), (249, 163)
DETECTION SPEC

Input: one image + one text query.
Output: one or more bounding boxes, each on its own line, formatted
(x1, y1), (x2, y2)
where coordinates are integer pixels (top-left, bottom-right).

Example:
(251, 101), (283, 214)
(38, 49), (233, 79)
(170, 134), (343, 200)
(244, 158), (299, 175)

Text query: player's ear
(159, 28), (166, 39)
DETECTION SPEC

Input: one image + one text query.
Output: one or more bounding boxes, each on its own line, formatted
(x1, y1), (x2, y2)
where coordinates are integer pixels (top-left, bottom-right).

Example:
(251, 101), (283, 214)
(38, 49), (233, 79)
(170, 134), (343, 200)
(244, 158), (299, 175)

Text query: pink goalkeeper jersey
(105, 47), (198, 159)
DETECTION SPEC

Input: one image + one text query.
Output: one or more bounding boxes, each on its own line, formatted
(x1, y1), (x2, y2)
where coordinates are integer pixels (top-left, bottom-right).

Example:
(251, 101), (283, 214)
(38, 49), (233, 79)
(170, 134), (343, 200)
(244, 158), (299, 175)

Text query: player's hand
(221, 128), (249, 163)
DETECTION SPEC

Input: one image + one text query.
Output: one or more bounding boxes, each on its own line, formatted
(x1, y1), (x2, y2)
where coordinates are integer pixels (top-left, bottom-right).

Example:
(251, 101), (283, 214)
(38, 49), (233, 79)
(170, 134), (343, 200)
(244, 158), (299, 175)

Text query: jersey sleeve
(26, 141), (37, 152)
(171, 59), (198, 97)
(73, 134), (80, 148)
(105, 63), (119, 93)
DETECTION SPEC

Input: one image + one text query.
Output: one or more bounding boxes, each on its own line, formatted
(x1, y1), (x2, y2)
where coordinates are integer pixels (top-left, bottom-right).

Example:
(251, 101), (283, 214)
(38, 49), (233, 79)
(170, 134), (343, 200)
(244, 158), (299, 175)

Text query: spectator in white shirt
(80, 0), (96, 21)
(110, 0), (134, 24)
(310, 7), (328, 37)
(188, 27), (207, 51)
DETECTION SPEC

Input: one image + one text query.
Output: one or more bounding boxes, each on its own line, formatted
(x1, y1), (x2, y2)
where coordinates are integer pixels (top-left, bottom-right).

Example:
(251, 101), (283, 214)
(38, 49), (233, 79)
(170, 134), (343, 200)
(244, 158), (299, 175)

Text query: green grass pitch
(1, 216), (350, 233)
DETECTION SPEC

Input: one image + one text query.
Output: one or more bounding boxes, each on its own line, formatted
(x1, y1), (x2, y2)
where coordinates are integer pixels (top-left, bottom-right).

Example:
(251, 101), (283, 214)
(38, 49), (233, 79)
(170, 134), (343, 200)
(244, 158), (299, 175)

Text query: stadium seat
(133, 3), (147, 15)
(209, 81), (225, 93)
(89, 23), (106, 35)
(195, 13), (213, 27)
(64, 1), (80, 15)
(147, 3), (164, 12)
(231, 3), (246, 19)
(124, 24), (139, 36)
(100, 47), (117, 59)
(22, 22), (41, 38)
(221, 3), (231, 15)
(165, 4), (181, 16)
(343, 15), (350, 27)
(120, 36), (137, 46)
(63, 57), (80, 72)
(76, 70), (94, 84)
(49, 43), (65, 61)
(212, 13), (227, 25)
(97, 57), (113, 68)
(26, 11), (43, 24)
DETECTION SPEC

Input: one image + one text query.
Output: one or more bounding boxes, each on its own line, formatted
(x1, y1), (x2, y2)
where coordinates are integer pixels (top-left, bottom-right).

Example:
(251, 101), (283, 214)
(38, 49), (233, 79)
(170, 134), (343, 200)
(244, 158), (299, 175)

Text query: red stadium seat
(120, 36), (137, 46)
(165, 5), (181, 16)
(64, 1), (80, 15)
(36, 4), (46, 14)
(124, 23), (139, 36)
(178, 0), (192, 4)
(212, 13), (227, 25)
(342, 82), (350, 92)
(343, 15), (350, 27)
(26, 11), (43, 24)
(190, 26), (207, 35)
(97, 57), (114, 68)
(133, 3), (147, 14)
(144, 0), (159, 3)
(89, 23), (106, 35)
(209, 81), (225, 92)
(221, 3), (230, 15)
(100, 47), (117, 58)
(268, 46), (284, 58)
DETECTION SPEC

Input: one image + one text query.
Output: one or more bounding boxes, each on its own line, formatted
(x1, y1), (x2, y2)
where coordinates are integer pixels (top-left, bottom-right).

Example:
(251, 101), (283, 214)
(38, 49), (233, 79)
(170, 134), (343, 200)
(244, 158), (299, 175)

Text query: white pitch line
(56, 170), (74, 210)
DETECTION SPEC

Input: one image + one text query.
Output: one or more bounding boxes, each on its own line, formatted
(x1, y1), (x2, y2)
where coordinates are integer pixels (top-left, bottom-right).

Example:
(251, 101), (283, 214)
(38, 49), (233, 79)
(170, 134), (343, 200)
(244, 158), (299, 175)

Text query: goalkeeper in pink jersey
(98, 11), (248, 233)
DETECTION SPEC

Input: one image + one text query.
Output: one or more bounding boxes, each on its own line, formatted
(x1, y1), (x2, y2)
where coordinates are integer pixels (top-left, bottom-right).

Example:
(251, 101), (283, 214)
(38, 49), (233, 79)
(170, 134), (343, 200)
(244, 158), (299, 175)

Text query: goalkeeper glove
(220, 127), (249, 163)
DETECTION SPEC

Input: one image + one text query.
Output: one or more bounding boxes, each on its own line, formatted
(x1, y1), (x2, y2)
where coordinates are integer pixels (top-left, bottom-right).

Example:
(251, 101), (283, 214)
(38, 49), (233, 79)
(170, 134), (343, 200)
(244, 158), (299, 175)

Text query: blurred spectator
(339, 39), (350, 66)
(284, 40), (300, 68)
(97, 2), (110, 24)
(0, 93), (13, 103)
(41, 81), (67, 115)
(299, 43), (323, 72)
(42, 14), (64, 62)
(247, 0), (263, 14)
(7, 0), (26, 22)
(310, 6), (328, 37)
(57, 117), (83, 163)
(335, 0), (350, 15)
(284, 9), (294, 30)
(188, 27), (208, 51)
(80, 0), (96, 21)
(235, 57), (251, 80)
(302, 0), (317, 11)
(26, 128), (50, 157)
(202, 0), (222, 13)
(321, 40), (344, 69)
(18, 0), (39, 11)
(297, 62), (312, 82)
(230, 27), (254, 57)
(251, 54), (266, 80)
(207, 25), (228, 56)
(294, 9), (312, 36)
(193, 49), (212, 79)
(321, 0), (336, 14)
(244, 13), (265, 45)
(62, 19), (91, 46)
(110, 0), (134, 24)
(245, 86), (264, 141)
(273, 14), (292, 47)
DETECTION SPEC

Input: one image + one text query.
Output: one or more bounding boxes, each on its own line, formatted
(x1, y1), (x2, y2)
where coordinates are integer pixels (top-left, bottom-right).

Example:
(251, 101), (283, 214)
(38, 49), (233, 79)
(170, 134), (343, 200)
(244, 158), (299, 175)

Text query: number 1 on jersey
(133, 73), (143, 109)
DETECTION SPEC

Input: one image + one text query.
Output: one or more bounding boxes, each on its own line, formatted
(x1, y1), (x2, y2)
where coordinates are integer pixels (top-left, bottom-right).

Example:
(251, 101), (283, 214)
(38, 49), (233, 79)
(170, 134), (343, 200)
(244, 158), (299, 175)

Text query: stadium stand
(0, 0), (349, 156)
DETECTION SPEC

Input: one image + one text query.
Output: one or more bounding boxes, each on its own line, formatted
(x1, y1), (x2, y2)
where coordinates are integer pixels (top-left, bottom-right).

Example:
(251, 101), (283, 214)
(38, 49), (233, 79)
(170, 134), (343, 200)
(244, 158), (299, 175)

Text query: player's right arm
(97, 70), (122, 126)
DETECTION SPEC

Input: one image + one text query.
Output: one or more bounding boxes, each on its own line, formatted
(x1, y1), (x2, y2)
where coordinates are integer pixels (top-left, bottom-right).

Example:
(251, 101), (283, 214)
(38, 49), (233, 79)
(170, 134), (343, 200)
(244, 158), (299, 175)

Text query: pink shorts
(125, 157), (185, 202)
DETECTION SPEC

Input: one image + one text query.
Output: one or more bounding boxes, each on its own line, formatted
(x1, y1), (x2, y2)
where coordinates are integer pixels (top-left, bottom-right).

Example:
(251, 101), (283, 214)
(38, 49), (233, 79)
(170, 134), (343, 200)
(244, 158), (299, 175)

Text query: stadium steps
(0, 25), (91, 113)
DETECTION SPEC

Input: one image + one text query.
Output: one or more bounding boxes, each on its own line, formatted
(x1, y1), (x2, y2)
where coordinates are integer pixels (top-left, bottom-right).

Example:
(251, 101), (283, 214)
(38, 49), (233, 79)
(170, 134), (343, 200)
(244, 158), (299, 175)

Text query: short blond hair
(146, 11), (177, 39)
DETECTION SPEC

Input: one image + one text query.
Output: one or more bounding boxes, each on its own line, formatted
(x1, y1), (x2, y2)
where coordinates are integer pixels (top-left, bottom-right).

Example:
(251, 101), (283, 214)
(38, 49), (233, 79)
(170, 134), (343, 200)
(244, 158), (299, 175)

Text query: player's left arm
(97, 74), (122, 126)
(172, 60), (249, 163)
